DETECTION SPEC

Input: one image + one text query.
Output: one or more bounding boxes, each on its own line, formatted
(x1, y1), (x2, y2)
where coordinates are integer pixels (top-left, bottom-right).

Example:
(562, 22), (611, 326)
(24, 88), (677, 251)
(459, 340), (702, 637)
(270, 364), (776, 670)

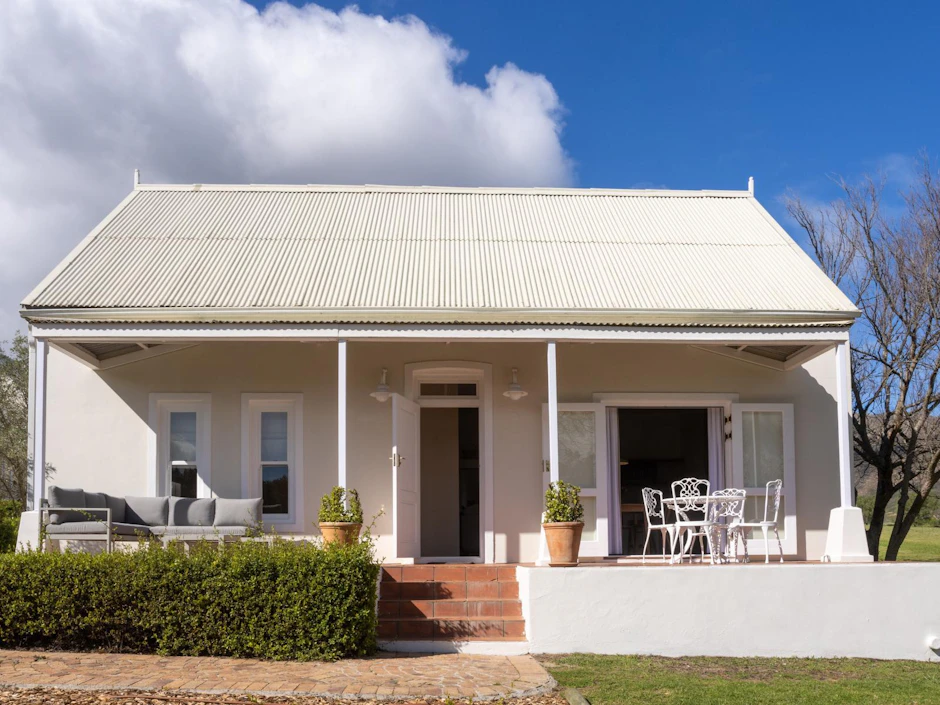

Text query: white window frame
(241, 393), (304, 532)
(148, 393), (212, 498)
(731, 403), (797, 555)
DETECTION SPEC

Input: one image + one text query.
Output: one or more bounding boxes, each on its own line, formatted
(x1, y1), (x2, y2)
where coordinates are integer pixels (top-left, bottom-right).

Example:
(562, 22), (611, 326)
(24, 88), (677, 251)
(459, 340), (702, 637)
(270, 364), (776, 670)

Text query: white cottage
(20, 180), (934, 660)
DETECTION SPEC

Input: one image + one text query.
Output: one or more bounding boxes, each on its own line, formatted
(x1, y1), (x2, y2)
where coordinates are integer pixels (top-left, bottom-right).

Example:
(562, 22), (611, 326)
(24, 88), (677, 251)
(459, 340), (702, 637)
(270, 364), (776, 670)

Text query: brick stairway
(378, 564), (526, 642)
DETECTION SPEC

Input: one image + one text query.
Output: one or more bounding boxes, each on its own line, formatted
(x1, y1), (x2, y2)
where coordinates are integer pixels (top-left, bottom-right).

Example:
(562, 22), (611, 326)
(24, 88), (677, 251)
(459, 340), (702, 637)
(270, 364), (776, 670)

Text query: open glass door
(392, 393), (420, 560)
(542, 403), (609, 557)
(731, 403), (797, 555)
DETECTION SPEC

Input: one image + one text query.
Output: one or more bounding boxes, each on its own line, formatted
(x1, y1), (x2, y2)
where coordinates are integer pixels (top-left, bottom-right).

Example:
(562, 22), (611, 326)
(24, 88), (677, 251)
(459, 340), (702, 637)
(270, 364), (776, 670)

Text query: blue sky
(254, 0), (939, 221)
(0, 0), (936, 335)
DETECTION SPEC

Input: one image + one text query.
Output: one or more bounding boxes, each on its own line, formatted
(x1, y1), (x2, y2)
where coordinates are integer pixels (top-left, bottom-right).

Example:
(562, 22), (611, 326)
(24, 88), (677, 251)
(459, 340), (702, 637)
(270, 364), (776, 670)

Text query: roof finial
(134, 169), (140, 188)
(747, 176), (754, 196)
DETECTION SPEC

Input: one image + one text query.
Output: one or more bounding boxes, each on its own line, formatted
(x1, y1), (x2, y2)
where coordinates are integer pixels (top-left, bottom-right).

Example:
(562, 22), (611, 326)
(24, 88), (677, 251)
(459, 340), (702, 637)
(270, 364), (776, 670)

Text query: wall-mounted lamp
(370, 368), (391, 402)
(503, 367), (528, 401)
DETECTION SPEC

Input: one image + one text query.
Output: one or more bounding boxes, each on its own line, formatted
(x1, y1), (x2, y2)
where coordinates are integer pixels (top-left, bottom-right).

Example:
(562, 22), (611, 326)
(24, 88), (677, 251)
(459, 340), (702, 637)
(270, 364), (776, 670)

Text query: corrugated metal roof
(22, 184), (859, 327)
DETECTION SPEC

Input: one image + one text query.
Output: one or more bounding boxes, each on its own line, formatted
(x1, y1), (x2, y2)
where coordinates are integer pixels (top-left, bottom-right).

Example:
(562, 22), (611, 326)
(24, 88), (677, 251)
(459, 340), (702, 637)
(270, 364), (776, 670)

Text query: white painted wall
(520, 564), (940, 661)
(44, 340), (842, 563)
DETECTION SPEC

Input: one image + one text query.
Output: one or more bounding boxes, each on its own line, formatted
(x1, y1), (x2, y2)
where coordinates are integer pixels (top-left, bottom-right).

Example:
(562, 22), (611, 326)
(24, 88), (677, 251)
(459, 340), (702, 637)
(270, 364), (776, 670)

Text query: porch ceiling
(53, 341), (197, 370)
(693, 342), (830, 371)
(50, 335), (833, 373)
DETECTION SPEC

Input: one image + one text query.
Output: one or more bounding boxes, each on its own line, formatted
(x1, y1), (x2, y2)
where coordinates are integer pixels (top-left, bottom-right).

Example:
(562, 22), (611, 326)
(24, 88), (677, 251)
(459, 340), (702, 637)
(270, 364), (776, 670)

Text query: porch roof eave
(27, 320), (851, 345)
(30, 316), (850, 372)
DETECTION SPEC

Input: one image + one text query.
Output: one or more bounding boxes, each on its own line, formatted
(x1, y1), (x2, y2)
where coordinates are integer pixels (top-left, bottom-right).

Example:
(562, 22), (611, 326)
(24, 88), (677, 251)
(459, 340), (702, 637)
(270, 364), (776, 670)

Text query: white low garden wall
(518, 563), (940, 661)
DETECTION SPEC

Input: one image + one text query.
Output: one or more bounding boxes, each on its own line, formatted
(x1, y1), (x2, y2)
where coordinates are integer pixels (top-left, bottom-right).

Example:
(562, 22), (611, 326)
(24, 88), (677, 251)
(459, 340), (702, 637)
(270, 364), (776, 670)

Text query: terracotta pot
(319, 522), (362, 545)
(543, 521), (584, 566)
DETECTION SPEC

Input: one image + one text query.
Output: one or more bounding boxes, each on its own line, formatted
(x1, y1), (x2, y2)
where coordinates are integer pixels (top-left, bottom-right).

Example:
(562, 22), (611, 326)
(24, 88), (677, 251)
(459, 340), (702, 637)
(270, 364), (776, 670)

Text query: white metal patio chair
(669, 478), (715, 563)
(641, 487), (676, 563)
(729, 479), (784, 563)
(709, 488), (746, 563)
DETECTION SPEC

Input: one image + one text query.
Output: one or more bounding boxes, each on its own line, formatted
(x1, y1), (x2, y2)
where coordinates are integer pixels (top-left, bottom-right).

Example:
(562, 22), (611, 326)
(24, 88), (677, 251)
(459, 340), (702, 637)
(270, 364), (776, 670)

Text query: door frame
(593, 392), (738, 556)
(404, 361), (494, 564)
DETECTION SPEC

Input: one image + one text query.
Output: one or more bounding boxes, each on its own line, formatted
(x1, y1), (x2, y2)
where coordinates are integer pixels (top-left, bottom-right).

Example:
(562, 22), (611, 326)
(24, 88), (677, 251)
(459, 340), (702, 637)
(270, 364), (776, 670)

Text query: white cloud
(0, 0), (572, 335)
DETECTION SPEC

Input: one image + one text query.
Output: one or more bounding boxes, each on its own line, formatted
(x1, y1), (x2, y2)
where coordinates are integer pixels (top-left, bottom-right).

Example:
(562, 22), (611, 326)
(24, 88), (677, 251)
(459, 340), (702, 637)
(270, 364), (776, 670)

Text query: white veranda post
(32, 337), (48, 510)
(836, 339), (854, 508)
(338, 339), (347, 498)
(547, 341), (559, 484)
(538, 341), (560, 565)
(822, 340), (873, 562)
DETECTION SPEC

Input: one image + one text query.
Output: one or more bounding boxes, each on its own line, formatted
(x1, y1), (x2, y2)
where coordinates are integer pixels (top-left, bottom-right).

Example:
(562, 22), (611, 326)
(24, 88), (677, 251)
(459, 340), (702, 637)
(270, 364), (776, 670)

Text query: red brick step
(378, 564), (525, 642)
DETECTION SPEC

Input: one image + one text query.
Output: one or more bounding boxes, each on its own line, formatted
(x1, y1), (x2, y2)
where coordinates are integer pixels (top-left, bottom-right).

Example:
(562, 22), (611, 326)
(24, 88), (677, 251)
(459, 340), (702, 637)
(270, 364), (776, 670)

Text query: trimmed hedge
(0, 539), (379, 661)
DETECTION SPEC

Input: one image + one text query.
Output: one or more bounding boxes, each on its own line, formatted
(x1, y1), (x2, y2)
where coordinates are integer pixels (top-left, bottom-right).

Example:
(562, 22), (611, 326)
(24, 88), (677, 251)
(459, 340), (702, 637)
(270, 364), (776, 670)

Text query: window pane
(171, 466), (197, 499)
(169, 412), (197, 464)
(559, 411), (596, 489)
(262, 464), (289, 515)
(742, 411), (784, 487)
(261, 412), (288, 462)
(580, 496), (597, 542)
(420, 383), (477, 396)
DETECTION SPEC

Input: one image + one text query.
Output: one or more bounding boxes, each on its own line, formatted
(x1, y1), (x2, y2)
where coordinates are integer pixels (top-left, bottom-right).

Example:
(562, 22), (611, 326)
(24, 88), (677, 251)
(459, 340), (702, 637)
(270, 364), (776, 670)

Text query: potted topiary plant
(318, 486), (364, 545)
(543, 480), (584, 566)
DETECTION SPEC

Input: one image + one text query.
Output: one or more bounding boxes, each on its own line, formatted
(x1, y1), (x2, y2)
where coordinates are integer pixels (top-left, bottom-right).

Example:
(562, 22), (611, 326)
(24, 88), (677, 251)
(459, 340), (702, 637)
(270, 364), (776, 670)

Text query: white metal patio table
(662, 494), (743, 563)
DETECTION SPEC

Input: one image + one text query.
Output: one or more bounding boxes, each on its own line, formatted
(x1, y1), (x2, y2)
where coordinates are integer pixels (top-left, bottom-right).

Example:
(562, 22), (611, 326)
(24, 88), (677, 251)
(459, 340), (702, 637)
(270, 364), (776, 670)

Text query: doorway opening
(420, 407), (481, 558)
(617, 408), (709, 556)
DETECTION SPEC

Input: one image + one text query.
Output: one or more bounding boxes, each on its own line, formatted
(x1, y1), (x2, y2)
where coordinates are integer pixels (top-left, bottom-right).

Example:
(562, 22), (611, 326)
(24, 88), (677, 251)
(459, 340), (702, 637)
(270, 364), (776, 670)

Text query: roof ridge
(134, 183), (753, 198)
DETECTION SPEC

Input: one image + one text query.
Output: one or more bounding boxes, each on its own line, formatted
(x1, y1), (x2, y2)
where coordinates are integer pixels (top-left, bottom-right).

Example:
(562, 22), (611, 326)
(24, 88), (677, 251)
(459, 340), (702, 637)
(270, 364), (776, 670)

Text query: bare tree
(786, 156), (940, 560)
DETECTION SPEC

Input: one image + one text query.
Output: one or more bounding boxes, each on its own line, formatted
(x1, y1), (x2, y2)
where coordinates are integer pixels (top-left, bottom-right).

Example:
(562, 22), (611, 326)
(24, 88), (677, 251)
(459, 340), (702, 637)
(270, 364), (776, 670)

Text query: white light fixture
(370, 368), (391, 402)
(503, 367), (528, 401)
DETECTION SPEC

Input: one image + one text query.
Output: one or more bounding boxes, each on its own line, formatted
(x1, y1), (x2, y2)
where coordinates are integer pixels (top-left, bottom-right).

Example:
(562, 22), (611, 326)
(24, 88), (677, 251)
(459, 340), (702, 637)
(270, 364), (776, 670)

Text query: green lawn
(544, 654), (940, 705)
(878, 525), (940, 561)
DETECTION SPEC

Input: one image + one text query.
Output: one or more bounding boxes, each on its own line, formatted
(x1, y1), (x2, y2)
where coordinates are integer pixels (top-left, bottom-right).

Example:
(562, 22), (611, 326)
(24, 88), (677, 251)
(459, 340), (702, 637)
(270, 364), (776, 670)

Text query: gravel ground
(0, 687), (568, 705)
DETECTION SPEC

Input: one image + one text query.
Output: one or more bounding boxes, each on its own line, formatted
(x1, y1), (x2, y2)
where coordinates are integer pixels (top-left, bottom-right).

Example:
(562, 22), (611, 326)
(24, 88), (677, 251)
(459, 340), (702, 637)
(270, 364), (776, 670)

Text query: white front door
(542, 403), (609, 557)
(392, 393), (421, 559)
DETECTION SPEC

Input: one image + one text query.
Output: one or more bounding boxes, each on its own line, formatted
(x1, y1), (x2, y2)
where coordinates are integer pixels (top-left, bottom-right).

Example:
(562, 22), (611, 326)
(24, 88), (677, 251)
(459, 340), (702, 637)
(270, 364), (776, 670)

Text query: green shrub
(0, 538), (379, 661)
(318, 486), (364, 524)
(544, 480), (584, 523)
(0, 500), (21, 554)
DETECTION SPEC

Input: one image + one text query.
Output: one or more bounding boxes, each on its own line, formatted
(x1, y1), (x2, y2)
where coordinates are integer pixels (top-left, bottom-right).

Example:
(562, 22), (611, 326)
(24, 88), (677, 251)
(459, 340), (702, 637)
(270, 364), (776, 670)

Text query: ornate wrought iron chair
(641, 487), (676, 563)
(709, 487), (746, 563)
(729, 479), (784, 563)
(669, 477), (714, 563)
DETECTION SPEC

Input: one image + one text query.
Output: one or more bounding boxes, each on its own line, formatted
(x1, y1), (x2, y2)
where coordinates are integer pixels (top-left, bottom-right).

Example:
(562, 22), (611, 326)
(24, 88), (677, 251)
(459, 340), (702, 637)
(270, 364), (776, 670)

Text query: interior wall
(44, 339), (842, 562)
(420, 407), (460, 557)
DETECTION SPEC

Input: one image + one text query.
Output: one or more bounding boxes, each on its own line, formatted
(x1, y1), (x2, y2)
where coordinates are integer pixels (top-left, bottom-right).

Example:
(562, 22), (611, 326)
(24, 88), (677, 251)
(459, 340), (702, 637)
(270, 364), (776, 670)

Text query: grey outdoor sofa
(42, 485), (263, 552)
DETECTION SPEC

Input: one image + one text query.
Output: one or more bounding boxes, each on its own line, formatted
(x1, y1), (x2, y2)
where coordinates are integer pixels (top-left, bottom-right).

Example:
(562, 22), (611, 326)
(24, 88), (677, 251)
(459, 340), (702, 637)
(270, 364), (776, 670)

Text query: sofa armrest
(40, 507), (111, 527)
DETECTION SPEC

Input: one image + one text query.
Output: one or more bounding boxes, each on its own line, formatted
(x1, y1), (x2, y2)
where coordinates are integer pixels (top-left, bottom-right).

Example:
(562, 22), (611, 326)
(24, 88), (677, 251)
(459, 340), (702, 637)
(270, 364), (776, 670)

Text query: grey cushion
(214, 498), (262, 527)
(125, 496), (169, 526)
(85, 492), (127, 524)
(47, 486), (86, 524)
(46, 521), (151, 537)
(169, 497), (215, 527)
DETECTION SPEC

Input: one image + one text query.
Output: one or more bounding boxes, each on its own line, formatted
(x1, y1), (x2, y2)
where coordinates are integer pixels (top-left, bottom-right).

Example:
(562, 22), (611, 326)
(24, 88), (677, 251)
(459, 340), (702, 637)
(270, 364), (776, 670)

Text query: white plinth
(15, 510), (42, 552)
(822, 506), (873, 562)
